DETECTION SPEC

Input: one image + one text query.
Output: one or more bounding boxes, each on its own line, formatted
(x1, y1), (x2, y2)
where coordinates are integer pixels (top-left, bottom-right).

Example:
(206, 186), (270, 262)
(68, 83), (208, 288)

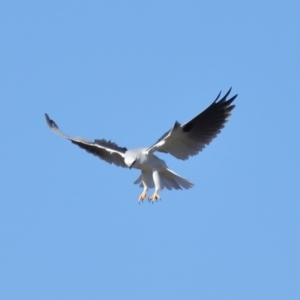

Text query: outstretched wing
(45, 114), (128, 168)
(146, 88), (237, 160)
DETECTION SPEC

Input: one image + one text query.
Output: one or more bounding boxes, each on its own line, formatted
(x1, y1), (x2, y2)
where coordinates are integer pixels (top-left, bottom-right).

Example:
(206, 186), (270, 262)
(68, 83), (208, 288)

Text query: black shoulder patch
(182, 122), (194, 132)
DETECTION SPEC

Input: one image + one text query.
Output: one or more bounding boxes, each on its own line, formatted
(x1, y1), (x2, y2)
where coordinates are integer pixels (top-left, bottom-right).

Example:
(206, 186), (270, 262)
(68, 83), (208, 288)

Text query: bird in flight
(45, 88), (237, 202)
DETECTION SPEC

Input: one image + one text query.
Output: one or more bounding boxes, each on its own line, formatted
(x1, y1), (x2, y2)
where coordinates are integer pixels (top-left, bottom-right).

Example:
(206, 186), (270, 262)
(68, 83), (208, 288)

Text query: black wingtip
(44, 113), (58, 130)
(213, 90), (222, 102)
(221, 87), (233, 101)
(213, 87), (237, 104)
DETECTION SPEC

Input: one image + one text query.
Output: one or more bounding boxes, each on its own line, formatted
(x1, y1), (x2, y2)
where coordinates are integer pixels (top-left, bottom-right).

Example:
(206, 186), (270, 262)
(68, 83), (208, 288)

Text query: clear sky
(1, 1), (300, 299)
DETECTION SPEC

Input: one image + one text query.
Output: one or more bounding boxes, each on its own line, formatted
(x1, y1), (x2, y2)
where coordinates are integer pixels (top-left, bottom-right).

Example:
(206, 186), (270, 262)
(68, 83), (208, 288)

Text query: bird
(45, 88), (237, 202)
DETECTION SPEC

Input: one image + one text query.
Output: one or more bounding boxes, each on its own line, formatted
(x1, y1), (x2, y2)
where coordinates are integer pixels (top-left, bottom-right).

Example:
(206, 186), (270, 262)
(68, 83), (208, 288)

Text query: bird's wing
(45, 114), (128, 168)
(146, 88), (237, 160)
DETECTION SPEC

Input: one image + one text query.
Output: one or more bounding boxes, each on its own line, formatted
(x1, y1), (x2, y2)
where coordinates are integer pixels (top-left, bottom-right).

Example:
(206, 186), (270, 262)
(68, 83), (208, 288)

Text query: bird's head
(124, 152), (138, 169)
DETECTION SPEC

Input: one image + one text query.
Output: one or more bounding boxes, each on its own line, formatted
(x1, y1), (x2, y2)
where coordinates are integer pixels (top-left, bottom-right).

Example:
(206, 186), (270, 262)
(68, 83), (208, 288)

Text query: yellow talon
(149, 193), (161, 202)
(138, 191), (148, 202)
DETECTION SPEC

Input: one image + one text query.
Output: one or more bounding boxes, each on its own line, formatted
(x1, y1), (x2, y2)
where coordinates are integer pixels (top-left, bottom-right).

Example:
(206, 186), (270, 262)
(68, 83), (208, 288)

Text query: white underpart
(152, 169), (161, 194)
(130, 148), (194, 194)
(141, 170), (152, 195)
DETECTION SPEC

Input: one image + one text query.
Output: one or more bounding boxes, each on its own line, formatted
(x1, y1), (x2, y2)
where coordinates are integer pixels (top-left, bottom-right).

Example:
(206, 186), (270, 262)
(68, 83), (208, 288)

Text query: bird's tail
(160, 168), (194, 190)
(133, 168), (194, 191)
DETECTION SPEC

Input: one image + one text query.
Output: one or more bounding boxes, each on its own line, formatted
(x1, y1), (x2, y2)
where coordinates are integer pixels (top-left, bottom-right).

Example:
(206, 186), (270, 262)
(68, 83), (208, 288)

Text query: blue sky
(1, 1), (300, 299)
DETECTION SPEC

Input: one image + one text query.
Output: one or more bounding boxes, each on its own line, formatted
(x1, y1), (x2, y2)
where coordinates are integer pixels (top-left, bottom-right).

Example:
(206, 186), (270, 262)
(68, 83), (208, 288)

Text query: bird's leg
(138, 171), (151, 203)
(138, 187), (148, 203)
(149, 192), (161, 202)
(149, 169), (161, 202)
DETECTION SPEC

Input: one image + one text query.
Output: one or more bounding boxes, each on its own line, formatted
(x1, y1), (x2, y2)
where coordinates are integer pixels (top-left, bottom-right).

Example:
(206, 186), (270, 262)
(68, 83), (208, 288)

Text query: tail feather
(133, 168), (194, 191)
(133, 175), (143, 187)
(162, 168), (194, 190)
(161, 176), (172, 190)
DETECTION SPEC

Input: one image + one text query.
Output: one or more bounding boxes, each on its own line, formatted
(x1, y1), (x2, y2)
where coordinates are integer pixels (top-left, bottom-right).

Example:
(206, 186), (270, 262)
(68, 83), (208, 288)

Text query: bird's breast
(134, 151), (165, 171)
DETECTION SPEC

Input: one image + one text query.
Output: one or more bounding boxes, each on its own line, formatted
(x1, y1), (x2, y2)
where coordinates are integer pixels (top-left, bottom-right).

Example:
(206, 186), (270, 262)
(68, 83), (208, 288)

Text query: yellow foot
(138, 191), (148, 202)
(148, 193), (161, 202)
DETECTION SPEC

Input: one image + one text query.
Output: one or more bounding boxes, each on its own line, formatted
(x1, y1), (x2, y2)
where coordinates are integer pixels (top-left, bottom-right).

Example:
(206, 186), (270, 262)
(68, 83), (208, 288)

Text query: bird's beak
(129, 159), (136, 169)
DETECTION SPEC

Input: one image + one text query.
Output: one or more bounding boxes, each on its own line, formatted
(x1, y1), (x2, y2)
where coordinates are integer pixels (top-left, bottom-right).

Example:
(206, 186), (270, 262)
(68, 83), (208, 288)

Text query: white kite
(45, 88), (237, 202)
